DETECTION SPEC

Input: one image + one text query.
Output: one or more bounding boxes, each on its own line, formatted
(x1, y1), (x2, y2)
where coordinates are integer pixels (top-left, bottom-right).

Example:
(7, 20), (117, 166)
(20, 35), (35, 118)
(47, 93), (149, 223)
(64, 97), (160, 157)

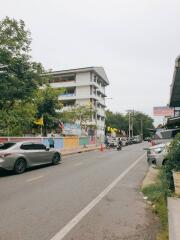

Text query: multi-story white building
(48, 67), (109, 139)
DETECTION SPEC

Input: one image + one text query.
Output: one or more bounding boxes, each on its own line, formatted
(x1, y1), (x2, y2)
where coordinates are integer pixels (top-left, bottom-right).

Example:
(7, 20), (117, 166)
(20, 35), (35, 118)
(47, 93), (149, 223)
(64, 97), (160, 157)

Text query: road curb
(141, 166), (159, 189)
(61, 147), (100, 156)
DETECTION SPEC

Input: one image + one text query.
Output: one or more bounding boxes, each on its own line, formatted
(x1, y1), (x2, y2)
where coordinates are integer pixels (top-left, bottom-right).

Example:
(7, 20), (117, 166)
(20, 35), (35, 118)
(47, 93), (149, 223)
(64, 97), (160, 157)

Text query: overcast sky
(1, 0), (180, 125)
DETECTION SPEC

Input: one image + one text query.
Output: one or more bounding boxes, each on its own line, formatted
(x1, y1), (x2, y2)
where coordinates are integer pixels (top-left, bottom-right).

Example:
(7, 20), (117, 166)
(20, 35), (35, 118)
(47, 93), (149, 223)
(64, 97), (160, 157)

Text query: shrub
(142, 169), (170, 239)
(164, 133), (180, 190)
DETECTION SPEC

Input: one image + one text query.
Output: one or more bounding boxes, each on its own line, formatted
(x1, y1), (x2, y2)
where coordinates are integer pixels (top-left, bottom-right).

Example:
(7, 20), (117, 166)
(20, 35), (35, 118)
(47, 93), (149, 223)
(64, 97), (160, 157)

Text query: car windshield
(0, 142), (16, 150)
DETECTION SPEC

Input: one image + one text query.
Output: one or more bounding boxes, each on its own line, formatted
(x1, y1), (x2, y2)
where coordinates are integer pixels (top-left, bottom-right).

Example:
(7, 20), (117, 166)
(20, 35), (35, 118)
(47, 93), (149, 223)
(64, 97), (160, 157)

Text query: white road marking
(50, 153), (146, 240)
(74, 162), (84, 167)
(26, 175), (45, 183)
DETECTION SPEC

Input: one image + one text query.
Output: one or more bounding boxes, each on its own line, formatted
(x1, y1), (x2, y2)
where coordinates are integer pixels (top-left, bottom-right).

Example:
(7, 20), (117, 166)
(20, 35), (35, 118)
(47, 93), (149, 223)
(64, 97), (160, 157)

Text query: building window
(90, 72), (92, 82)
(49, 74), (76, 83)
(93, 87), (96, 95)
(90, 86), (92, 95)
(94, 75), (97, 82)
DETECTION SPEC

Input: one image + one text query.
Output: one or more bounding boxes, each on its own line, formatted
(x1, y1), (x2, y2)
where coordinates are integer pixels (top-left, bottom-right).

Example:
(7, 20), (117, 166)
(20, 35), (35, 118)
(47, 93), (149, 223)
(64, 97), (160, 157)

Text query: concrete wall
(0, 136), (96, 150)
(76, 86), (90, 99)
(76, 72), (90, 85)
(76, 99), (90, 105)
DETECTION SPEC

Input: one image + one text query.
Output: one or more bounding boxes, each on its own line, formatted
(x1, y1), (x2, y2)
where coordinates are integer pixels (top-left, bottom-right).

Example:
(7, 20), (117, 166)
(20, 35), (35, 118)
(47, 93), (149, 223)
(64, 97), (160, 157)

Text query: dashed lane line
(26, 175), (45, 183)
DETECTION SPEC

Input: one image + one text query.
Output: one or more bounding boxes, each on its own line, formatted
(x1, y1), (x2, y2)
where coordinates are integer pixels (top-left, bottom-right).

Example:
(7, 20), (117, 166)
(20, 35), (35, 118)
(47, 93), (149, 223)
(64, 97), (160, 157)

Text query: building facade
(48, 67), (109, 139)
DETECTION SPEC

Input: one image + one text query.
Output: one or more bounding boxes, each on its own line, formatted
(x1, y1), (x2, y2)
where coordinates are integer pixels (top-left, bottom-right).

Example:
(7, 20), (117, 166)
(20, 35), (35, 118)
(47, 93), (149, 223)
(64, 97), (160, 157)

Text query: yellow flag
(34, 117), (44, 126)
(111, 128), (114, 133)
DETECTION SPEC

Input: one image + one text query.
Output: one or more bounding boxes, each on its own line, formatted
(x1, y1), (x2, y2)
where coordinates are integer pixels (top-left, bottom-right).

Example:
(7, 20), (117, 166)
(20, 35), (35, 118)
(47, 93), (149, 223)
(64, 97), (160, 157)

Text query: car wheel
(52, 153), (61, 165)
(14, 158), (27, 174)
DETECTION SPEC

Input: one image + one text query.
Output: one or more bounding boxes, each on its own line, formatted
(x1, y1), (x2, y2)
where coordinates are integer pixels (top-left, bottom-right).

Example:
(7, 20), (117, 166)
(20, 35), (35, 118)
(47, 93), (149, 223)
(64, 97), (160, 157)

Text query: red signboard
(153, 107), (174, 117)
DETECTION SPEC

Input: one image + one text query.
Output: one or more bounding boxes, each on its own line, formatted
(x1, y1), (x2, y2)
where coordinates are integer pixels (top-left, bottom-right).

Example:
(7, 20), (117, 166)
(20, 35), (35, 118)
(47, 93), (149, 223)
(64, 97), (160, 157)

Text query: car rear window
(0, 142), (16, 150)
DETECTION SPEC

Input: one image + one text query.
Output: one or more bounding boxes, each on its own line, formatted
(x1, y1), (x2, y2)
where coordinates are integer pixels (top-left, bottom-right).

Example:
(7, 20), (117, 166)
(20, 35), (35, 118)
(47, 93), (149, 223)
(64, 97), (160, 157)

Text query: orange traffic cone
(100, 143), (104, 152)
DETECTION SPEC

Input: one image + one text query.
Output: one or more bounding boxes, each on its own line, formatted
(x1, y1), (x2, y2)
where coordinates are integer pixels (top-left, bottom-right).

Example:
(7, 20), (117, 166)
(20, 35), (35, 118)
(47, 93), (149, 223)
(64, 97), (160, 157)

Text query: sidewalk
(168, 197), (180, 240)
(61, 144), (101, 156)
(142, 167), (180, 240)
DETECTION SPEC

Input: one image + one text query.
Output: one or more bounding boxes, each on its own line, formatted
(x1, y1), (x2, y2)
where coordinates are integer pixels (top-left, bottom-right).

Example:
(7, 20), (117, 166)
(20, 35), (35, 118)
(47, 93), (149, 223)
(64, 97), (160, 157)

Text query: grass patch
(142, 169), (170, 240)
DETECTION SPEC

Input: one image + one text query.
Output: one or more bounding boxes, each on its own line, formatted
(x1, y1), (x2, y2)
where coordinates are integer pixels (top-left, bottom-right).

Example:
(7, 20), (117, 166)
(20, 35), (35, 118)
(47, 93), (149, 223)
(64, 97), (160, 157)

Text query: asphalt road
(0, 143), (159, 240)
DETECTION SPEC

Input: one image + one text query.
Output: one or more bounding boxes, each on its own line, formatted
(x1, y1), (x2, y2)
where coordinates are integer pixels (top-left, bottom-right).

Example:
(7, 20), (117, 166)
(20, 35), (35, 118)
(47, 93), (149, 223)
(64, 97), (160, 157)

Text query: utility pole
(128, 112), (131, 138)
(95, 112), (98, 147)
(132, 112), (134, 138)
(127, 110), (135, 139)
(141, 119), (143, 139)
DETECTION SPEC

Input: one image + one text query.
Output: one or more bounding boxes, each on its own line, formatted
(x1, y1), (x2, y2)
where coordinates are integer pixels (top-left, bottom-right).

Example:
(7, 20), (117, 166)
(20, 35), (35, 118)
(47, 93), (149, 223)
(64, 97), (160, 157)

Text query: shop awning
(170, 56), (180, 107)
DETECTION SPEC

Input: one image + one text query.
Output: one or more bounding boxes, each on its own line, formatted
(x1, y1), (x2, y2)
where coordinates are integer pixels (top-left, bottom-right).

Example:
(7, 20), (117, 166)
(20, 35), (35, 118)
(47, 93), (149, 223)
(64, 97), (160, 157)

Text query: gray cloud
(1, 0), (180, 125)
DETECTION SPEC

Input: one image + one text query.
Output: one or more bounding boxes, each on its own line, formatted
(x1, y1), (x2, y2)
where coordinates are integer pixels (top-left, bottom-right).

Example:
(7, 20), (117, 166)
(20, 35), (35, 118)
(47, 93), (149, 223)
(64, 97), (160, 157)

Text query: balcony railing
(60, 93), (75, 97)
(58, 93), (76, 100)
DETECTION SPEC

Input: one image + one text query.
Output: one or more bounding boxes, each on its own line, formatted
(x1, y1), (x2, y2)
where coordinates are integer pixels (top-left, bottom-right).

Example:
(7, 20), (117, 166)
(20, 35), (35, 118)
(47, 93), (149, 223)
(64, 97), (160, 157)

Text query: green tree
(60, 104), (96, 129)
(0, 17), (46, 109)
(0, 17), (55, 136)
(131, 111), (154, 137)
(0, 102), (36, 136)
(33, 87), (63, 135)
(105, 110), (128, 133)
(105, 110), (154, 137)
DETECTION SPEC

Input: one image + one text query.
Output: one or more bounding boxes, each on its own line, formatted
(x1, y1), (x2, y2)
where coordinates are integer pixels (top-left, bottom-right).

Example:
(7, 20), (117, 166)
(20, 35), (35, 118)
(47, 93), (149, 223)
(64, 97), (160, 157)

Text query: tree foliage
(0, 17), (63, 136)
(105, 110), (128, 132)
(0, 17), (46, 109)
(105, 110), (154, 137)
(164, 133), (180, 191)
(0, 102), (36, 136)
(60, 105), (96, 128)
(33, 87), (63, 134)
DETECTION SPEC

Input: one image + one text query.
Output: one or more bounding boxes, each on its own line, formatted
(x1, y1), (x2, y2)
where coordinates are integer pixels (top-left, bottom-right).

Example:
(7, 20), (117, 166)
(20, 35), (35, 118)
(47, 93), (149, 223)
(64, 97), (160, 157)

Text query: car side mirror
(46, 147), (50, 151)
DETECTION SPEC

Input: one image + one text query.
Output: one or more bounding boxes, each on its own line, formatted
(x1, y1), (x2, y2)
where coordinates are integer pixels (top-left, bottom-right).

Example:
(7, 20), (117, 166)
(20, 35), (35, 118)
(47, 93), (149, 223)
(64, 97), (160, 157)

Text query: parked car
(0, 141), (61, 174)
(145, 142), (170, 166)
(132, 135), (142, 144)
(127, 137), (133, 145)
(144, 137), (151, 142)
(121, 138), (128, 146)
(108, 137), (117, 148)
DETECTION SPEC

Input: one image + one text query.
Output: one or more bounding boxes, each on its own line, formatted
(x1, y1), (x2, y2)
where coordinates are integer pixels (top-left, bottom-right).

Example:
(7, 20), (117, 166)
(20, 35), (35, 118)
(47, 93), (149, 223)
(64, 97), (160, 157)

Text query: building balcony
(90, 93), (101, 102)
(58, 93), (76, 101)
(97, 120), (105, 127)
(91, 82), (106, 95)
(97, 108), (105, 117)
(58, 105), (75, 112)
(50, 81), (76, 89)
(50, 81), (101, 89)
